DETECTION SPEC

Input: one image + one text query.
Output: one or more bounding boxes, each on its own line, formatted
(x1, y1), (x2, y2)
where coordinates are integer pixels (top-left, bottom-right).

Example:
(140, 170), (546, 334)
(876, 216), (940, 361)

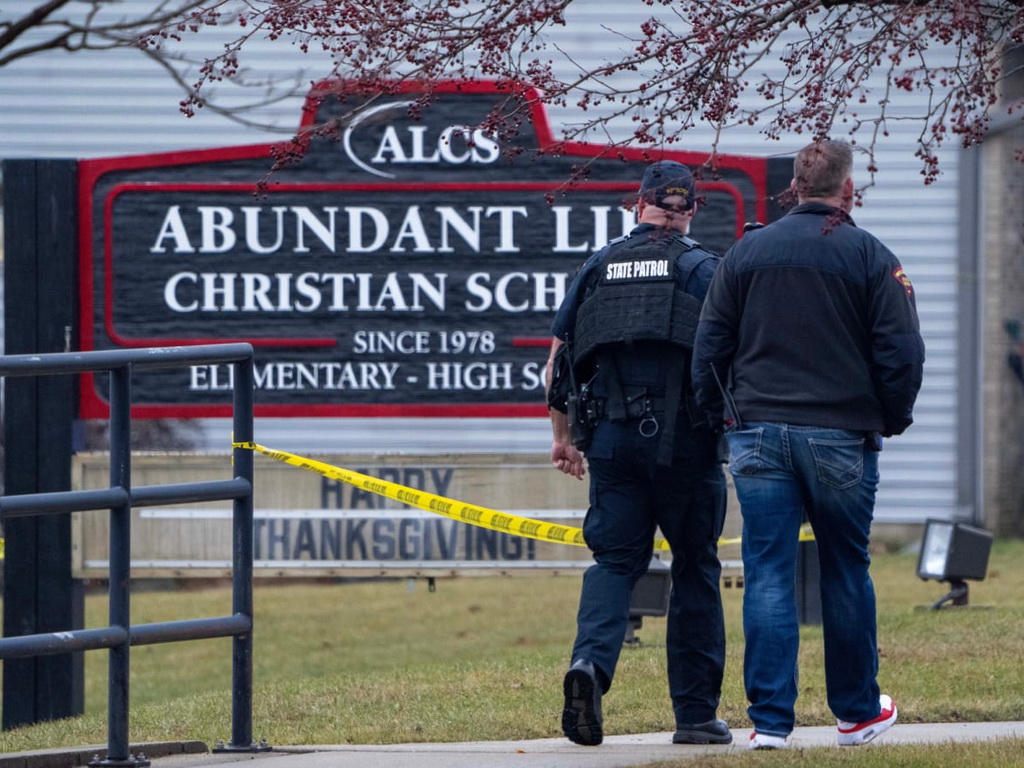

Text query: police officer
(545, 161), (731, 747)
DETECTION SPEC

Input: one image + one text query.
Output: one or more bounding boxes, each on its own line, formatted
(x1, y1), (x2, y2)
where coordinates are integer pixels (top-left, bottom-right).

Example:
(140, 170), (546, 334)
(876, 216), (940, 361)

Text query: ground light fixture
(624, 555), (672, 644)
(916, 519), (993, 610)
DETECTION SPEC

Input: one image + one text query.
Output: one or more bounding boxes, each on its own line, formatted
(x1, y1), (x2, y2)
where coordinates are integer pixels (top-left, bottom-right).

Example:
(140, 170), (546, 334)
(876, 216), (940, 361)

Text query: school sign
(78, 81), (780, 418)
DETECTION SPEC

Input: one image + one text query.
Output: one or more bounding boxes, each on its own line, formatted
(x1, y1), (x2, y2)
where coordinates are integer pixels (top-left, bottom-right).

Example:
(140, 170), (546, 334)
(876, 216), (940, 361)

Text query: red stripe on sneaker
(838, 703), (896, 733)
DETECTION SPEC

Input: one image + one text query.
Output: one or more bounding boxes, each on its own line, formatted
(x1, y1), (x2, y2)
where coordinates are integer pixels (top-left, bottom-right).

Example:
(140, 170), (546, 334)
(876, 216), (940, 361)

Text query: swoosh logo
(342, 100), (415, 179)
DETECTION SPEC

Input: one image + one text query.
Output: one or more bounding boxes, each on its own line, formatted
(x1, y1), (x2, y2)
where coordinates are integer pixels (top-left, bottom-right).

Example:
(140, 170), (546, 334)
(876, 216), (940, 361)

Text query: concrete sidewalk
(7, 722), (1022, 768)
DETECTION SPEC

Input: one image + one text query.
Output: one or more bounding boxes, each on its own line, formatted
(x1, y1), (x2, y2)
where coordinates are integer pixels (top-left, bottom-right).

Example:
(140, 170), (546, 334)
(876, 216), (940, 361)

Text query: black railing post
(105, 365), (133, 764)
(230, 356), (256, 750)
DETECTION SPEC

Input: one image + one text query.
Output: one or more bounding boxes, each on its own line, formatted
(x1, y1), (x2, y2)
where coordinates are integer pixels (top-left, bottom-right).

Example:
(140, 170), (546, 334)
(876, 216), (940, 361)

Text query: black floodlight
(916, 519), (993, 610)
(624, 556), (672, 644)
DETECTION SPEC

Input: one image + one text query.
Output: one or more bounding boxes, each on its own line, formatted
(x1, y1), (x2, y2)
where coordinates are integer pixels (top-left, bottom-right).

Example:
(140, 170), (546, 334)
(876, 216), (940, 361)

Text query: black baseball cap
(638, 160), (695, 209)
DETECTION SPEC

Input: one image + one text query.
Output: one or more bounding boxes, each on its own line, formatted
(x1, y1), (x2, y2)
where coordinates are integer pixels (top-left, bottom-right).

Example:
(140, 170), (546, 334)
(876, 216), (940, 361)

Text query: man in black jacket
(692, 139), (925, 751)
(547, 161), (731, 748)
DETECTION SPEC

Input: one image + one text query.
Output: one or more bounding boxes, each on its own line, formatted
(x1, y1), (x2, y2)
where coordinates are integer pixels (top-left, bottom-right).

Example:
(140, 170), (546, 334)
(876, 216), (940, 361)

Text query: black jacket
(691, 203), (925, 436)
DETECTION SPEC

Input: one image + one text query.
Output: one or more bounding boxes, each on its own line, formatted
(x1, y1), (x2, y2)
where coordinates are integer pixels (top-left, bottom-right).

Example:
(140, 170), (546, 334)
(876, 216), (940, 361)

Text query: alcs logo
(343, 100), (500, 178)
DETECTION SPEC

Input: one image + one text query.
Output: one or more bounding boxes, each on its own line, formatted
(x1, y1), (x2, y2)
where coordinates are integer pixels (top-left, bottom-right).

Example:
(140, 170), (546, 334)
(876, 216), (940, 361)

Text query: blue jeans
(573, 419), (727, 725)
(727, 422), (882, 737)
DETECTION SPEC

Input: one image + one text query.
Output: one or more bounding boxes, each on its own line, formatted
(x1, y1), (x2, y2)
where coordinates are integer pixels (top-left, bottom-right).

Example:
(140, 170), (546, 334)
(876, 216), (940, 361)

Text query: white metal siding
(0, 0), (963, 523)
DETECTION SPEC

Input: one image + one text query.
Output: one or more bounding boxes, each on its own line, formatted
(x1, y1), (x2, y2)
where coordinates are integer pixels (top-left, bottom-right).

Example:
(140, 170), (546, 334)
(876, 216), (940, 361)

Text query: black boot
(672, 718), (733, 744)
(562, 659), (603, 746)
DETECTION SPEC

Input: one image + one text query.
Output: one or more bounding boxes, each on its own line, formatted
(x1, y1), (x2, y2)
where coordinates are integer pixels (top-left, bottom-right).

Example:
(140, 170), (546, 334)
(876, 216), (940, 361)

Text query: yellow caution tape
(233, 442), (814, 550)
(236, 441), (599, 548)
(0, 537), (4, 560)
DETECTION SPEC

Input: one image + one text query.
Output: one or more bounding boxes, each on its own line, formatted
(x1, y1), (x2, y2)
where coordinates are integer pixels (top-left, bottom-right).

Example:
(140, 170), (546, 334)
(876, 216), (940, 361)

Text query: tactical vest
(571, 232), (716, 464)
(574, 233), (707, 367)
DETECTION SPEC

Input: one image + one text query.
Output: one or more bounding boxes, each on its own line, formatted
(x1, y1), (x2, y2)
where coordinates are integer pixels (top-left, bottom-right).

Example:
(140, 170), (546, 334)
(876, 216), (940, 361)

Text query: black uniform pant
(571, 417), (728, 725)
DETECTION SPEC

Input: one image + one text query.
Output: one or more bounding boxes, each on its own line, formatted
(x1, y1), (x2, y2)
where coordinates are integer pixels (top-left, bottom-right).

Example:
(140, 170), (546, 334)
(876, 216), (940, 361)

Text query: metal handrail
(0, 343), (258, 768)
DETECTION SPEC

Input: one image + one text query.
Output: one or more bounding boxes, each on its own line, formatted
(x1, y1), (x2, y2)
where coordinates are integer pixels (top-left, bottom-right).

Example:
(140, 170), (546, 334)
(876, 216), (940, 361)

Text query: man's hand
(551, 440), (586, 480)
(546, 336), (585, 479)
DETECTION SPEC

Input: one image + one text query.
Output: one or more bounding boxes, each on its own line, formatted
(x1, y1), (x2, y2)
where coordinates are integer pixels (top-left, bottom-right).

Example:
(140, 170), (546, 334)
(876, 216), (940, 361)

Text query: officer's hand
(551, 440), (586, 480)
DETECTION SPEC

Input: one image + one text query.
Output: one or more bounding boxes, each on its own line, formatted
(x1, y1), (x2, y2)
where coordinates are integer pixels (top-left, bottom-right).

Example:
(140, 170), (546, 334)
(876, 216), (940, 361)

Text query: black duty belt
(624, 395), (666, 420)
(586, 396), (665, 421)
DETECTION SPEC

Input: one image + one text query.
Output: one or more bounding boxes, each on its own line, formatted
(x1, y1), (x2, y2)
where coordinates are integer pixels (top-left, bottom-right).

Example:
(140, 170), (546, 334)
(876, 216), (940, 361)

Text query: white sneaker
(748, 732), (789, 750)
(837, 694), (898, 746)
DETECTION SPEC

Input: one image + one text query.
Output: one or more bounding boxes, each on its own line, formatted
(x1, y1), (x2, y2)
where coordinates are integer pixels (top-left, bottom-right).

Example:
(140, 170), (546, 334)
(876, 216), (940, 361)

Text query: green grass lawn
(1, 539), (1023, 767)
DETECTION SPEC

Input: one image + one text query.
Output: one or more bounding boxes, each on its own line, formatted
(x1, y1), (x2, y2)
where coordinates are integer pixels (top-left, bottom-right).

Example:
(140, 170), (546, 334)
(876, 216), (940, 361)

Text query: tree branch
(4, 0), (1022, 185)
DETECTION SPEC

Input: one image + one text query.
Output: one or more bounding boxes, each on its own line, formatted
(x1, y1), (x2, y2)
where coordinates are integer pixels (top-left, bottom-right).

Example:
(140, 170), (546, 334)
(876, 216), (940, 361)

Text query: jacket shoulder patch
(892, 267), (913, 296)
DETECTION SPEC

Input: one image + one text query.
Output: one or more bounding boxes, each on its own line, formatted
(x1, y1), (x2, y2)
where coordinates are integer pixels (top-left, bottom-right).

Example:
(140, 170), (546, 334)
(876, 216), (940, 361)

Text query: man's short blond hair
(793, 139), (853, 199)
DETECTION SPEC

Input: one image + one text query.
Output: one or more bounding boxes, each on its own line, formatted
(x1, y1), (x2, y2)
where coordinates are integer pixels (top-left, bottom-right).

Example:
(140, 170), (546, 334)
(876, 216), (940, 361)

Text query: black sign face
(79, 82), (770, 418)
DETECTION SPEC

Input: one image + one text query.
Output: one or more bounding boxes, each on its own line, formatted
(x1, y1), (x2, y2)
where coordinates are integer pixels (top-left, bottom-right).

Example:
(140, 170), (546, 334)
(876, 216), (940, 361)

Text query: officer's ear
(840, 176), (855, 212)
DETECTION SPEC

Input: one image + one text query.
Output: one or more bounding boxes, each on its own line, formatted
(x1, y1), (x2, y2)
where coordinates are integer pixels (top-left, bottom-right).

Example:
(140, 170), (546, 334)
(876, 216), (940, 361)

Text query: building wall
(0, 0), (967, 527)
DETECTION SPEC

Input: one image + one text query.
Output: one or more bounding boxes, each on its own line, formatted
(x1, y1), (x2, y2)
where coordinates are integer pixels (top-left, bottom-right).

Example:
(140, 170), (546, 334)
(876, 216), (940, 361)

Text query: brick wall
(981, 120), (1024, 536)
